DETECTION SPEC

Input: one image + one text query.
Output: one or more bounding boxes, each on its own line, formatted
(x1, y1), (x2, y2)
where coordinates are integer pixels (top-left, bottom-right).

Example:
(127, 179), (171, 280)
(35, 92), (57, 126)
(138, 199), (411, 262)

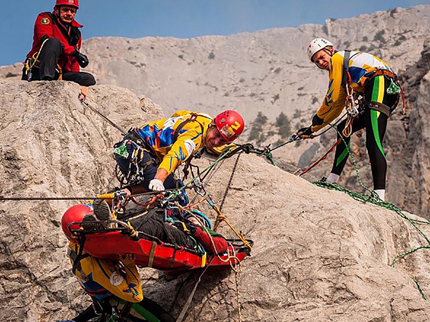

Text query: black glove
(312, 114), (324, 126)
(241, 143), (254, 154)
(297, 126), (313, 136)
(73, 49), (89, 68)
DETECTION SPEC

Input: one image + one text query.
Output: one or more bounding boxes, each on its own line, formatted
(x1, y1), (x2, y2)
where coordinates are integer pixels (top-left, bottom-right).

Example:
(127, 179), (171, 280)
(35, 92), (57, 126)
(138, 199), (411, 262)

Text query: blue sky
(1, 0), (429, 66)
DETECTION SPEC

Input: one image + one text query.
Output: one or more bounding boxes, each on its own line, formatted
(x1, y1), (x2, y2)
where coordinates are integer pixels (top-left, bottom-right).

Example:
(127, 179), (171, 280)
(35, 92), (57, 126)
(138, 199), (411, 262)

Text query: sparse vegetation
(293, 109), (302, 119)
(5, 72), (18, 78)
(374, 30), (386, 43)
(394, 35), (407, 46)
(275, 112), (292, 139)
(272, 93), (280, 104)
(255, 112), (268, 125)
(367, 44), (376, 52)
(248, 112), (268, 141)
(208, 51), (215, 59)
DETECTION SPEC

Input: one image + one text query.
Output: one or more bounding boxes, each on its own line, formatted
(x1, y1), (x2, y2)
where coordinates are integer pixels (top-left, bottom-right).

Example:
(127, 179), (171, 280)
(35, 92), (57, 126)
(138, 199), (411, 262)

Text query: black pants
(21, 37), (96, 86)
(128, 209), (196, 249)
(331, 75), (399, 190)
(73, 296), (175, 322)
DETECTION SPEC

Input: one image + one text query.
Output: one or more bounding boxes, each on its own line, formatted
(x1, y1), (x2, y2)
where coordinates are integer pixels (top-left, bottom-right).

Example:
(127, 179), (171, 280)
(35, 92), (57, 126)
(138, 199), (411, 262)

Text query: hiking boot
(81, 214), (103, 232)
(93, 199), (113, 221)
(93, 199), (116, 229)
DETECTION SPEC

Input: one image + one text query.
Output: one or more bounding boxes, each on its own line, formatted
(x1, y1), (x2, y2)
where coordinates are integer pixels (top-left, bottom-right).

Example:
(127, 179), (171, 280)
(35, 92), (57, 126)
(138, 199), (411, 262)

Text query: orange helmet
(61, 204), (93, 240)
(55, 0), (79, 8)
(214, 110), (245, 142)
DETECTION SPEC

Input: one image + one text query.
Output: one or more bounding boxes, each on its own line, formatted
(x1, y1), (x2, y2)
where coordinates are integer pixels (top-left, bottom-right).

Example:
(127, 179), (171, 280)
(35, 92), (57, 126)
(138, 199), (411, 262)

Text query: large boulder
(0, 79), (429, 321)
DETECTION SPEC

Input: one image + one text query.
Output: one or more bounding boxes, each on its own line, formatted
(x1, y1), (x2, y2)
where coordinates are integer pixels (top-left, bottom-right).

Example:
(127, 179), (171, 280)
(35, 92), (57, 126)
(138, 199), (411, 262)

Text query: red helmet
(214, 110), (245, 142)
(62, 204), (93, 240)
(55, 0), (79, 8)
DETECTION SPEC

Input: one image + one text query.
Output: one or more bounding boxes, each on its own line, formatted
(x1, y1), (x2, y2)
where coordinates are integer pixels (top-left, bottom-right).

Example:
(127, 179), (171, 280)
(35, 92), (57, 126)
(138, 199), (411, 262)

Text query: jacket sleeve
(311, 53), (347, 133)
(68, 34), (82, 72)
(170, 110), (194, 118)
(34, 13), (55, 45)
(206, 143), (237, 156)
(158, 128), (203, 175)
(34, 13), (77, 56)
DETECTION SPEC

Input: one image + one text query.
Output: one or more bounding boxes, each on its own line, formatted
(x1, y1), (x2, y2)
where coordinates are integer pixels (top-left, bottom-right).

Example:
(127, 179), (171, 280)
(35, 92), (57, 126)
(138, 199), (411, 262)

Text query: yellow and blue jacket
(68, 242), (143, 303)
(312, 50), (396, 132)
(137, 110), (214, 176)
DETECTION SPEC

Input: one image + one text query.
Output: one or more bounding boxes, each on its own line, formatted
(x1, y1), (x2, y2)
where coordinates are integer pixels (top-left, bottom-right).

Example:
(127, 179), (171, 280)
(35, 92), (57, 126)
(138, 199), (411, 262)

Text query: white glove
(149, 178), (165, 192)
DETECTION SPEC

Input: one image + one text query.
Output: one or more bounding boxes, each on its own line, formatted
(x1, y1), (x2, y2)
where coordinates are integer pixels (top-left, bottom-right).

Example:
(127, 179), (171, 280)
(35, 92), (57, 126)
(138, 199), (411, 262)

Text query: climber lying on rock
(92, 198), (229, 255)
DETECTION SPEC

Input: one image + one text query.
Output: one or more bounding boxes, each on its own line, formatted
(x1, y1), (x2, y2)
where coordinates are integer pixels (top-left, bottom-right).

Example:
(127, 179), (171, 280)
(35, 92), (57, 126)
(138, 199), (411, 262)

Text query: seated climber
(22, 0), (96, 86)
(113, 109), (245, 195)
(61, 204), (175, 322)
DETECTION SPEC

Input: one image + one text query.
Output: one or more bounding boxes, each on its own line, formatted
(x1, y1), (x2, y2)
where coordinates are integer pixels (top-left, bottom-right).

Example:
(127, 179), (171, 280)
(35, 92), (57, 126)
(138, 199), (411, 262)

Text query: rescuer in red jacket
(22, 0), (96, 86)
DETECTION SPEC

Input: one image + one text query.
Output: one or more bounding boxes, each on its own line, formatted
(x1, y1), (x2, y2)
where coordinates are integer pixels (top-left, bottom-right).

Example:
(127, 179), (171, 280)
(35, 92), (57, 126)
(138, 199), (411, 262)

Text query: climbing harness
(113, 129), (159, 187)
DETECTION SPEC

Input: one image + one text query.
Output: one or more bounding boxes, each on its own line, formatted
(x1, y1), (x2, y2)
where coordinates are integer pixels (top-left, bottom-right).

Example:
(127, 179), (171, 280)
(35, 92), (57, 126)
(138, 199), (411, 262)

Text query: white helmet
(307, 38), (334, 62)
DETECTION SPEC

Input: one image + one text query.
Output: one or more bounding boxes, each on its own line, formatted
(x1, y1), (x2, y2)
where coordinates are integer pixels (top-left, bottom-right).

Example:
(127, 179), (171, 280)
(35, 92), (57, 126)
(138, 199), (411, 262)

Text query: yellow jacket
(136, 110), (213, 175)
(68, 242), (143, 303)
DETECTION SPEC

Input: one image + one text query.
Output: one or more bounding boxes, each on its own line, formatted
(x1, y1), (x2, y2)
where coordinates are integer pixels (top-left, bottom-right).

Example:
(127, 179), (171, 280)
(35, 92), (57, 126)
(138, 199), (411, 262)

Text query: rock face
(1, 79), (430, 321)
(388, 39), (430, 217)
(2, 5), (430, 217)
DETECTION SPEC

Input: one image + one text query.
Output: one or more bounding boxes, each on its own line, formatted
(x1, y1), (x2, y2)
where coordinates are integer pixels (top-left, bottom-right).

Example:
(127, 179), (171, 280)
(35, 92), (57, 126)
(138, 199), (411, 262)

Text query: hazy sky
(1, 0), (429, 66)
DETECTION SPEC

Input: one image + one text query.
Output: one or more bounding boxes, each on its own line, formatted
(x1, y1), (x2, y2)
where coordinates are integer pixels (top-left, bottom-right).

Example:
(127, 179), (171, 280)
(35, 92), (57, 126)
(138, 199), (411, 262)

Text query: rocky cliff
(2, 5), (430, 217)
(1, 79), (430, 321)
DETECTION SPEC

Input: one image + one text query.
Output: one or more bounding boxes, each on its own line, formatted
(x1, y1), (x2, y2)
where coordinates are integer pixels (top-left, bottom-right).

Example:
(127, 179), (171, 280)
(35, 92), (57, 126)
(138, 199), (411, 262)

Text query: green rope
(392, 246), (430, 268)
(414, 279), (428, 301)
(311, 122), (430, 300)
(166, 149), (235, 201)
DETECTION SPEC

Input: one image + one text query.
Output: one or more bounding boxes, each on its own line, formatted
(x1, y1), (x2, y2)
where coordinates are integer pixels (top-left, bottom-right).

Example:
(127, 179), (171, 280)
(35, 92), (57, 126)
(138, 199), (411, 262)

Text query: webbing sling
(173, 113), (207, 142)
(148, 241), (157, 267)
(341, 50), (351, 89)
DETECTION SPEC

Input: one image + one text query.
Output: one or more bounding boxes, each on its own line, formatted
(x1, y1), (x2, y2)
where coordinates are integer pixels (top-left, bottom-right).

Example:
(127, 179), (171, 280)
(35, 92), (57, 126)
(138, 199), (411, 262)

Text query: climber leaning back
(296, 38), (401, 201)
(113, 109), (245, 195)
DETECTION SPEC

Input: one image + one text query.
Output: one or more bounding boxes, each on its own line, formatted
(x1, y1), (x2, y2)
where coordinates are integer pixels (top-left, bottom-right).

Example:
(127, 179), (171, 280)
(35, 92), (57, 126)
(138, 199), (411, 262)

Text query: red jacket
(26, 12), (83, 73)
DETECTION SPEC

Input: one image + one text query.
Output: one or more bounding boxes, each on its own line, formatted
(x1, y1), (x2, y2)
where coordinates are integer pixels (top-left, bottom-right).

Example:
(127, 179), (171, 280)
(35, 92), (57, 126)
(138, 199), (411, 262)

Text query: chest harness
(113, 113), (210, 186)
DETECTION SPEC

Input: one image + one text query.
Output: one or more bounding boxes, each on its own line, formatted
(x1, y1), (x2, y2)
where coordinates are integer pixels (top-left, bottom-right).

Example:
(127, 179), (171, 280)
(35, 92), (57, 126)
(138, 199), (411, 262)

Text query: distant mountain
(2, 5), (430, 215)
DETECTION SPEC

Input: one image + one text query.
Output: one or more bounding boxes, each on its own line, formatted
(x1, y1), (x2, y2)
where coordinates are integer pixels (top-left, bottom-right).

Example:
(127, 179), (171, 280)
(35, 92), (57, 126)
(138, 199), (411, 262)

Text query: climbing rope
(219, 153), (242, 211)
(249, 112), (350, 166)
(306, 122), (430, 299)
(78, 89), (127, 135)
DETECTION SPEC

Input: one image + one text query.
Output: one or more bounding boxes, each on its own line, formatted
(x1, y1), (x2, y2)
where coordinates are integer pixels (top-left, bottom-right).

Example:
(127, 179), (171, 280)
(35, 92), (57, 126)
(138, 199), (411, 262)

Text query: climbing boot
(93, 199), (115, 228)
(81, 214), (103, 232)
